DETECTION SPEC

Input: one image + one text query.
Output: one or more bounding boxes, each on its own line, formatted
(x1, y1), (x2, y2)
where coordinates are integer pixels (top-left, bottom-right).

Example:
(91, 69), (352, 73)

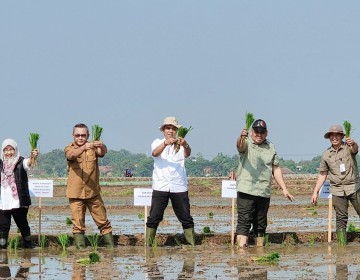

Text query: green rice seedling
(174, 237), (181, 246)
(57, 234), (70, 250)
(252, 252), (280, 264)
(245, 112), (255, 131)
(39, 235), (47, 249)
(8, 235), (21, 251)
(240, 112), (255, 145)
(309, 234), (316, 246)
(338, 231), (347, 246)
(138, 213), (144, 220)
(92, 125), (103, 141)
(208, 211), (214, 219)
(29, 132), (40, 150)
(203, 226), (211, 234)
(76, 252), (101, 265)
(175, 126), (193, 153)
(348, 223), (360, 232)
(87, 234), (99, 251)
(343, 120), (352, 138)
(264, 234), (270, 247)
(66, 217), (72, 225)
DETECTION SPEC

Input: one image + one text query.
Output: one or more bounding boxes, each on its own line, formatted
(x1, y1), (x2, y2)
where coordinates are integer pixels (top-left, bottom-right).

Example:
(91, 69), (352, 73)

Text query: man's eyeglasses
(74, 134), (87, 138)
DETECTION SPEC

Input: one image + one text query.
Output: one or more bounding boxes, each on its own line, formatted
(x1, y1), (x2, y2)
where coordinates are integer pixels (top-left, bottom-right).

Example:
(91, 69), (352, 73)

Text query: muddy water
(2, 244), (360, 279)
(3, 193), (360, 279)
(21, 195), (360, 235)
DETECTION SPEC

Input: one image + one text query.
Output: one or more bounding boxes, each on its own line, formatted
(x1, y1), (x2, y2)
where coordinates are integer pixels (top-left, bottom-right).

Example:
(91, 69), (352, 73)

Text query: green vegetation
(39, 235), (47, 249)
(92, 124), (103, 141)
(8, 235), (20, 251)
(57, 234), (70, 250)
(264, 234), (270, 247)
(66, 217), (72, 225)
(31, 148), (360, 178)
(175, 126), (193, 153)
(29, 132), (40, 150)
(87, 234), (99, 251)
(208, 212), (214, 219)
(252, 252), (280, 264)
(343, 120), (352, 138)
(308, 234), (316, 246)
(245, 112), (255, 130)
(348, 223), (360, 233)
(203, 226), (211, 234)
(137, 213), (144, 220)
(77, 252), (101, 265)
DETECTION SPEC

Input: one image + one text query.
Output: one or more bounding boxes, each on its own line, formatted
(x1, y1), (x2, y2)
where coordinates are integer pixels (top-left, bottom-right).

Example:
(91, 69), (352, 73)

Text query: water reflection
(0, 250), (31, 279)
(144, 248), (195, 279)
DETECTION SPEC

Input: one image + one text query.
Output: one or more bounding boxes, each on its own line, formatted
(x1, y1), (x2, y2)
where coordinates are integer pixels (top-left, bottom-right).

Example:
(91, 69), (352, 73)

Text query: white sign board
(29, 179), (54, 198)
(222, 180), (237, 198)
(134, 188), (153, 206)
(319, 181), (332, 199)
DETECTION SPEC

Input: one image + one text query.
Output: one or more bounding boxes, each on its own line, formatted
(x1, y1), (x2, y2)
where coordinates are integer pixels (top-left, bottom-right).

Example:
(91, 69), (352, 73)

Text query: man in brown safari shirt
(64, 123), (114, 249)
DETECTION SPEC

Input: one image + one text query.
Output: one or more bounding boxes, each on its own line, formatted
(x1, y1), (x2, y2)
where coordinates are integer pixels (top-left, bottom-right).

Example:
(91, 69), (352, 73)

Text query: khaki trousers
(69, 194), (112, 235)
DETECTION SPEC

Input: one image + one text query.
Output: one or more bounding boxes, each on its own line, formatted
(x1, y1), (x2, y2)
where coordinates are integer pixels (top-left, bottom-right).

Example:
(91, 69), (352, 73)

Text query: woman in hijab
(0, 139), (38, 249)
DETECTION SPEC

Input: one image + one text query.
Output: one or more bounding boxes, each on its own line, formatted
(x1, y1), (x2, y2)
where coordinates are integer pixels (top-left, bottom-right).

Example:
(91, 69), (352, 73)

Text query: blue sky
(1, 1), (359, 161)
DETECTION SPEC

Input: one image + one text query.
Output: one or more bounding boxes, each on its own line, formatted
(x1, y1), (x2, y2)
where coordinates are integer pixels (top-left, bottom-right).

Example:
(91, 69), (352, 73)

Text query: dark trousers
(146, 190), (194, 229)
(332, 190), (360, 231)
(0, 207), (31, 237)
(236, 192), (270, 236)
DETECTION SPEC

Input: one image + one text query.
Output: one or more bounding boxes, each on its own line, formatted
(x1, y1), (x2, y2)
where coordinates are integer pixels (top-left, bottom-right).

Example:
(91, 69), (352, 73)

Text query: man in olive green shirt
(235, 119), (294, 248)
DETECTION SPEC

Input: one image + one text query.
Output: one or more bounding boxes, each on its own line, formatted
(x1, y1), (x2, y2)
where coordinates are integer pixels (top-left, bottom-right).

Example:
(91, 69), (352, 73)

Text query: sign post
(319, 181), (332, 242)
(29, 179), (54, 245)
(134, 188), (153, 245)
(221, 180), (237, 246)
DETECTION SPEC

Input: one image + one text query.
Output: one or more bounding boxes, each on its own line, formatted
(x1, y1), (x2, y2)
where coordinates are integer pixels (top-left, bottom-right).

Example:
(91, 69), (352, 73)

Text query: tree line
(32, 149), (347, 178)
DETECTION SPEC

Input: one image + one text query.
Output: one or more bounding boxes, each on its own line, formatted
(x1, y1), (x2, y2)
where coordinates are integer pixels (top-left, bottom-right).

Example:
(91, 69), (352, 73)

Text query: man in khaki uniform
(64, 123), (114, 249)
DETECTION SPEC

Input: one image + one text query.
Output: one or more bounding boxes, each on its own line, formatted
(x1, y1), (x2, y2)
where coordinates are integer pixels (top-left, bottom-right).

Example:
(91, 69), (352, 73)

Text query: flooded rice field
(3, 244), (360, 279)
(3, 177), (360, 279)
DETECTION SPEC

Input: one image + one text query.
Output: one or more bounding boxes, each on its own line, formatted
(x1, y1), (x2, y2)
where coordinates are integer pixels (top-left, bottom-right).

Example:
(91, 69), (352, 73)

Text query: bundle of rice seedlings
(92, 125), (103, 141)
(29, 132), (40, 150)
(175, 126), (193, 153)
(77, 252), (101, 265)
(252, 252), (280, 264)
(240, 112), (254, 145)
(343, 120), (352, 138)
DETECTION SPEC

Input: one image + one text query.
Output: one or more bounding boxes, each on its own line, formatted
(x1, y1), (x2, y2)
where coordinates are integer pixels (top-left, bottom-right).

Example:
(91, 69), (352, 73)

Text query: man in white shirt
(146, 117), (195, 246)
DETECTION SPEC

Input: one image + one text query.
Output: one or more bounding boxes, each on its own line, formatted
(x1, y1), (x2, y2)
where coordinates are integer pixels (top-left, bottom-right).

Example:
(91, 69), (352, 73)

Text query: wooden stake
(328, 198), (333, 242)
(231, 198), (235, 246)
(38, 197), (42, 245)
(144, 206), (148, 246)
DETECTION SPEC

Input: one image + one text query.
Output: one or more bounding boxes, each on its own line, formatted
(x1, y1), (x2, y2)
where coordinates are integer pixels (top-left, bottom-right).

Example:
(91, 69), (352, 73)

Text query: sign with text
(134, 188), (153, 206)
(319, 181), (332, 199)
(222, 180), (237, 198)
(29, 179), (54, 198)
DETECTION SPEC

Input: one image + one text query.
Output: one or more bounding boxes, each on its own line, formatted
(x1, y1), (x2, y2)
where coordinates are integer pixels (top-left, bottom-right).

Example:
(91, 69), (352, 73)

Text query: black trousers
(146, 190), (194, 229)
(0, 207), (31, 237)
(236, 192), (270, 236)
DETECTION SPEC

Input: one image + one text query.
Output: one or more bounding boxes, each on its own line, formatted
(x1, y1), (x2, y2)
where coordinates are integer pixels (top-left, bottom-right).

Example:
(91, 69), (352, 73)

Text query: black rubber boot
(22, 235), (34, 249)
(0, 232), (8, 250)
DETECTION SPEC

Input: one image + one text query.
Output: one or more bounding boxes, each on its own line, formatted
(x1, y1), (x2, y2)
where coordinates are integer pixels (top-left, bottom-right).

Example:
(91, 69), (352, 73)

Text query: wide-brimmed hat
(159, 117), (182, 131)
(324, 124), (344, 139)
